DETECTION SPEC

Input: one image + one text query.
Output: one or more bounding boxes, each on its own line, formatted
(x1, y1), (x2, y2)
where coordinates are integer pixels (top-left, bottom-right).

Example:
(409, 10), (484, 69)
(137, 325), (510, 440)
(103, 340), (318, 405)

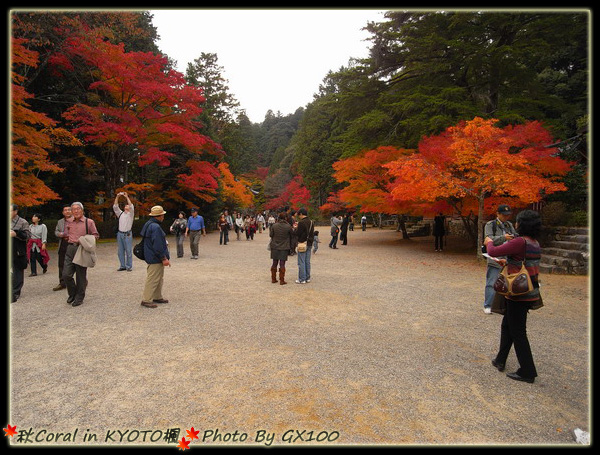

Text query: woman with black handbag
(483, 210), (543, 384)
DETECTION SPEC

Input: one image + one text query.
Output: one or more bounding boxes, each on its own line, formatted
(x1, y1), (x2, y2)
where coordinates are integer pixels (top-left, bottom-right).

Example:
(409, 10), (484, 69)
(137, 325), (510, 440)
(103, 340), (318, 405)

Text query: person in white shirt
(257, 213), (265, 233)
(113, 192), (135, 271)
(235, 213), (244, 241)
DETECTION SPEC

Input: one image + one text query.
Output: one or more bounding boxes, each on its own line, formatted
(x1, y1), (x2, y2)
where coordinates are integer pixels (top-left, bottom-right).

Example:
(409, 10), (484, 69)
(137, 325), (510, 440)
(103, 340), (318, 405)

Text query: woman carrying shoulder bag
(484, 210), (543, 384)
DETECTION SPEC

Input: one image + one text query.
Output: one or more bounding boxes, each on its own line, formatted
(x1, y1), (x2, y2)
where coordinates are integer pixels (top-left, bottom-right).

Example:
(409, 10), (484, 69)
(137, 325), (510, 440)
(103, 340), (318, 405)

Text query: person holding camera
(113, 192), (135, 271)
(170, 211), (188, 258)
(482, 204), (517, 314)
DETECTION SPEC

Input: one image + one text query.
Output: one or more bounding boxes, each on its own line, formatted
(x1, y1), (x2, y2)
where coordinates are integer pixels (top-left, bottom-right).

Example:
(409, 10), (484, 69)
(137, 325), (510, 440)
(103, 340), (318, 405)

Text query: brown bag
(493, 239), (533, 297)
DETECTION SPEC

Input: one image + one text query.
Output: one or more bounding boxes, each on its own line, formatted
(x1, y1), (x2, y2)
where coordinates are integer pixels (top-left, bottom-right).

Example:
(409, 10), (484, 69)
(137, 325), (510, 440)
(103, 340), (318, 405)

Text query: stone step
(542, 247), (589, 262)
(539, 254), (581, 268)
(546, 240), (589, 251)
(554, 234), (588, 243)
(539, 263), (570, 275)
(553, 226), (589, 236)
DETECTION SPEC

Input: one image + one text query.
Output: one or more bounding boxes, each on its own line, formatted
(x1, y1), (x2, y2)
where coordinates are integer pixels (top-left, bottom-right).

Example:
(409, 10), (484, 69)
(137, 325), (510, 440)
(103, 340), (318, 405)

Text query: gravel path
(9, 228), (590, 446)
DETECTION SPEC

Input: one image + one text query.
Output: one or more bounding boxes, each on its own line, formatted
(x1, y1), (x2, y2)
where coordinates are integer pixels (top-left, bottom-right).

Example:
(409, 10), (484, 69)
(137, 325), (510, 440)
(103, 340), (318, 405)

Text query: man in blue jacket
(140, 205), (170, 309)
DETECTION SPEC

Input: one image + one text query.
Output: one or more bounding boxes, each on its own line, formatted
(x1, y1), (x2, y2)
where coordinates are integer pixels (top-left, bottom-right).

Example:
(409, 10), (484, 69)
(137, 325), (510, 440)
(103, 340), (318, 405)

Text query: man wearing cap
(185, 208), (206, 259)
(140, 205), (170, 309)
(483, 204), (517, 314)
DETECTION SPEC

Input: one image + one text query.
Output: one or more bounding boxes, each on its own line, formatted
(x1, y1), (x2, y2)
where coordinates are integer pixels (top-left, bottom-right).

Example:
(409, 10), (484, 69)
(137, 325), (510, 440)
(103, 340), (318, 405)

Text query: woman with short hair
(27, 213), (49, 276)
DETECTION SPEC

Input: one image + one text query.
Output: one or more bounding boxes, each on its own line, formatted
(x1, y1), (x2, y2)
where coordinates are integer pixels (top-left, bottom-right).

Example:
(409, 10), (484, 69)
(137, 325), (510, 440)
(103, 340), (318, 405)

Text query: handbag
(297, 220), (313, 253)
(493, 239), (533, 297)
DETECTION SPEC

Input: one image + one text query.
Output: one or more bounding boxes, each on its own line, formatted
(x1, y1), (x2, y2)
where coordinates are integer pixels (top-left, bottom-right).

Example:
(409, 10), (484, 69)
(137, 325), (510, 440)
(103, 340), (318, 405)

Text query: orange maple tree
(384, 117), (572, 252)
(323, 146), (446, 236)
(217, 162), (254, 209)
(11, 37), (80, 207)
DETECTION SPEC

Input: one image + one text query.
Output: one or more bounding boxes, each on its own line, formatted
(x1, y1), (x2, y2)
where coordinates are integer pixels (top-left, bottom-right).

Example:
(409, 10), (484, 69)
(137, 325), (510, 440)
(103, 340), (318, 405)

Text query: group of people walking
(11, 201), (100, 307)
(11, 196), (545, 384)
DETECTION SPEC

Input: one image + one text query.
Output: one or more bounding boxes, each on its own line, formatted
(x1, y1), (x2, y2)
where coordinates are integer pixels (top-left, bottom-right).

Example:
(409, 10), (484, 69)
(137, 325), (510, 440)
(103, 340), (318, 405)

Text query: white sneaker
(306, 279), (311, 283)
(295, 280), (306, 284)
(483, 307), (492, 314)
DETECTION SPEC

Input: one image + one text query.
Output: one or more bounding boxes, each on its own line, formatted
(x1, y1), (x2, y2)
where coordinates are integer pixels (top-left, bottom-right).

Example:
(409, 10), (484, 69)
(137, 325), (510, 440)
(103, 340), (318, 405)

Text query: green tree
(364, 11), (588, 143)
(185, 52), (241, 139)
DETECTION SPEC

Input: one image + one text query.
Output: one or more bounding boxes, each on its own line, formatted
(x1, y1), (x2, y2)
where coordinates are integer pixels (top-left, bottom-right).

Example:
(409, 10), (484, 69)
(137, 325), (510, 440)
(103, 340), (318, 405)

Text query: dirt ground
(9, 227), (590, 447)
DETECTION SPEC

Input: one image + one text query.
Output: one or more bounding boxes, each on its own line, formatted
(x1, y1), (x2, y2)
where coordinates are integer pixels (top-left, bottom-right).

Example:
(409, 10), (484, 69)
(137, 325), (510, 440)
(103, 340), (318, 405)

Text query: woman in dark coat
(269, 212), (293, 285)
(340, 213), (351, 245)
(433, 212), (446, 251)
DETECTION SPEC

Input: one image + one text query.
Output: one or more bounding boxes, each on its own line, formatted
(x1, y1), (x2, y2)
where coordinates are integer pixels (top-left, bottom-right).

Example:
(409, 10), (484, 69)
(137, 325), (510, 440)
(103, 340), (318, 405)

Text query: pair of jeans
(297, 249), (311, 282)
(219, 229), (229, 244)
(485, 265), (501, 309)
(329, 234), (338, 248)
(117, 231), (133, 269)
(176, 234), (185, 257)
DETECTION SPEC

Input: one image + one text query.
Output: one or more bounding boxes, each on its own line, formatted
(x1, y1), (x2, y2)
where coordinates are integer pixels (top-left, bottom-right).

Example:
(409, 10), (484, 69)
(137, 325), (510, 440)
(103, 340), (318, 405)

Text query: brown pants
(142, 263), (165, 302)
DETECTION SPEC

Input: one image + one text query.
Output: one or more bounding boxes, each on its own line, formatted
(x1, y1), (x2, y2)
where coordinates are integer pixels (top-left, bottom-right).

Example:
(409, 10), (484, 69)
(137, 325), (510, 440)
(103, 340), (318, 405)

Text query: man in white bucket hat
(139, 205), (171, 308)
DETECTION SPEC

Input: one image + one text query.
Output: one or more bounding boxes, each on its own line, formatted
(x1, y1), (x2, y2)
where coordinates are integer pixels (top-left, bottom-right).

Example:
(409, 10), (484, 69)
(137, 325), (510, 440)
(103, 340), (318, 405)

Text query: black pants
(11, 266), (25, 301)
(434, 235), (444, 250)
(63, 244), (88, 304)
(30, 249), (45, 274)
(58, 240), (68, 286)
(495, 299), (537, 378)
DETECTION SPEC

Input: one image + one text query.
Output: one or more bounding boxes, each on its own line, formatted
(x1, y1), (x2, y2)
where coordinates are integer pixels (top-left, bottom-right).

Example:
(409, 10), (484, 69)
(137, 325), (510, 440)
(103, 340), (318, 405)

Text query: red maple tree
(56, 29), (222, 206)
(264, 175), (311, 211)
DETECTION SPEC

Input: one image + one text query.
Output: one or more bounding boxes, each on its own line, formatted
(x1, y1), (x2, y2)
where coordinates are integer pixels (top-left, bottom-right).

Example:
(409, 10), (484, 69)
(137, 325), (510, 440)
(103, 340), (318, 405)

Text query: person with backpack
(482, 205), (517, 314)
(139, 205), (171, 309)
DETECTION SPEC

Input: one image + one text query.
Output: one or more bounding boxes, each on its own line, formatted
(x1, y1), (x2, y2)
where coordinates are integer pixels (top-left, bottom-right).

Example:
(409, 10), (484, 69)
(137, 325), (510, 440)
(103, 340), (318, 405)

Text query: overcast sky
(150, 9), (387, 123)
